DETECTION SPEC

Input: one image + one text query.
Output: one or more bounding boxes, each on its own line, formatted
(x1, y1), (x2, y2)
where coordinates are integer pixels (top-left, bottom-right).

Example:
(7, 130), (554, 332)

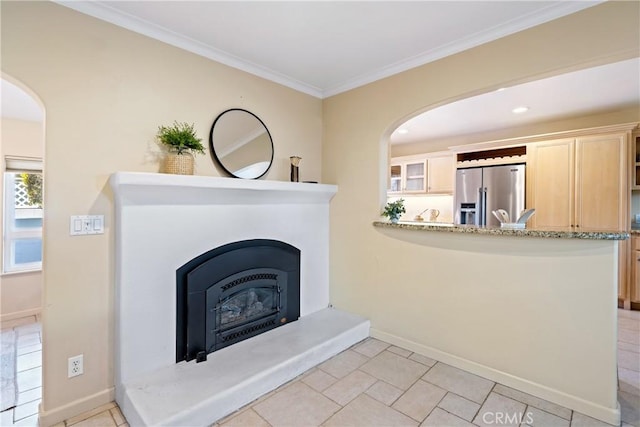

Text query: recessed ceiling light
(496, 87), (507, 92)
(397, 128), (409, 134)
(512, 106), (529, 114)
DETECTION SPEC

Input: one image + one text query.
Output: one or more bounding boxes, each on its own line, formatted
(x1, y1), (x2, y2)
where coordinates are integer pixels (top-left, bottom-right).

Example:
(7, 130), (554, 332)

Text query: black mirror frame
(209, 108), (275, 179)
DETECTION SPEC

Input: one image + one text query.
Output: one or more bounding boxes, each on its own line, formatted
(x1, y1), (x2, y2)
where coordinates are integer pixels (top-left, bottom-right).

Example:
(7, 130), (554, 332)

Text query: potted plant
(382, 198), (406, 223)
(157, 121), (205, 175)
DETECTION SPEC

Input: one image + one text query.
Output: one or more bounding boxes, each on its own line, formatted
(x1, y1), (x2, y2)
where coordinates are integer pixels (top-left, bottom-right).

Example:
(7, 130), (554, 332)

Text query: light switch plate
(70, 215), (105, 235)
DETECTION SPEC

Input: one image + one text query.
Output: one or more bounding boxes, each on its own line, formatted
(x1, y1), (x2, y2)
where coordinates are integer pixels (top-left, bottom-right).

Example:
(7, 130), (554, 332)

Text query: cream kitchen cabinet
(527, 138), (575, 229)
(527, 132), (628, 231)
(575, 133), (628, 231)
(426, 155), (455, 193)
(389, 153), (454, 195)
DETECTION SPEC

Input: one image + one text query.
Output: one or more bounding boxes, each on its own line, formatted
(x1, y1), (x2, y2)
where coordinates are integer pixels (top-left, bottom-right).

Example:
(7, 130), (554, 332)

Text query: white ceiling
(4, 1), (638, 144)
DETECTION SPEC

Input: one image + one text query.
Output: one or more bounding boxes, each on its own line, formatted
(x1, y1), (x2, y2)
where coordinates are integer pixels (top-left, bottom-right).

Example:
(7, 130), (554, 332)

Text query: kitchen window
(3, 157), (43, 273)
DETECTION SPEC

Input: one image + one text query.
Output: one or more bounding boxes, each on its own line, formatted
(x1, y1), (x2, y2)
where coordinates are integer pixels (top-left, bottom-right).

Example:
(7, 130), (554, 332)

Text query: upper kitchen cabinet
(575, 133), (627, 231)
(528, 130), (629, 231)
(388, 153), (454, 194)
(426, 155), (455, 193)
(527, 138), (575, 229)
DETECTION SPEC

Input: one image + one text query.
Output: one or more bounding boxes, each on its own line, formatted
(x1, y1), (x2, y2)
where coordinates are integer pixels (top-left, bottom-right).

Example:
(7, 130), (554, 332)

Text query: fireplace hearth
(176, 239), (300, 362)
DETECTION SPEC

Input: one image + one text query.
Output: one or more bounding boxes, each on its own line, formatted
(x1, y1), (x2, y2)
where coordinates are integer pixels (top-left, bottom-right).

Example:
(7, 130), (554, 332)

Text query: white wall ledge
(110, 172), (337, 205)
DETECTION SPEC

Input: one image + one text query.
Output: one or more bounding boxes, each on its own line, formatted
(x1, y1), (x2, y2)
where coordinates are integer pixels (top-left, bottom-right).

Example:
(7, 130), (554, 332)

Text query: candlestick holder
(290, 156), (301, 182)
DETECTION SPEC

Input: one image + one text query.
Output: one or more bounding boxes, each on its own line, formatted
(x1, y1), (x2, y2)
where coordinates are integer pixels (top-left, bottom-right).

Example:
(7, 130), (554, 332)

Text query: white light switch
(93, 217), (103, 233)
(70, 215), (105, 236)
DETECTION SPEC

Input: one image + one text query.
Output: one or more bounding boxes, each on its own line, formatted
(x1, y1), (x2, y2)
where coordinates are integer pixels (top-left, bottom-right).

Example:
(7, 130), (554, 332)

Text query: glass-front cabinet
(388, 160), (426, 193)
(390, 164), (402, 192)
(405, 161), (426, 192)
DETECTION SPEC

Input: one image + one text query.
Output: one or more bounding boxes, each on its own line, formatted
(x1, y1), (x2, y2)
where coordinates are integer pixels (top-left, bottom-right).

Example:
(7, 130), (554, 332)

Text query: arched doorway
(1, 75), (45, 426)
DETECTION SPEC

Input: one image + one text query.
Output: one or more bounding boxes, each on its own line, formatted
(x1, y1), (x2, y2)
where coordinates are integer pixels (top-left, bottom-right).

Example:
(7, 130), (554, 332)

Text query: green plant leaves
(20, 173), (43, 208)
(382, 198), (405, 218)
(157, 121), (205, 155)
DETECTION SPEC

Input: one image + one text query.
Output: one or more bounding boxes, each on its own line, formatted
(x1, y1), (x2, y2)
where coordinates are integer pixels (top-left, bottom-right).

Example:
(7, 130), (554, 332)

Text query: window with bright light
(3, 158), (43, 273)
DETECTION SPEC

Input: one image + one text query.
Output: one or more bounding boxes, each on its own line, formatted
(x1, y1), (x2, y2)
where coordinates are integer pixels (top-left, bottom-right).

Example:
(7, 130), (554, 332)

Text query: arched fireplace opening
(176, 239), (300, 362)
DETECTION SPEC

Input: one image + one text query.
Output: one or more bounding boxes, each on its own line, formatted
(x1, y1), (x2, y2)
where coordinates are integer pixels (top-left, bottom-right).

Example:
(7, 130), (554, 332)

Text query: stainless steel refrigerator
(454, 164), (525, 226)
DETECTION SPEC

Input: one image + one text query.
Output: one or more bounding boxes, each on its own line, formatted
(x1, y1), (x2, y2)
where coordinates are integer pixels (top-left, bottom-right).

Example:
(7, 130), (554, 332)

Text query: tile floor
(212, 315), (640, 427)
(1, 315), (42, 427)
(1, 310), (638, 427)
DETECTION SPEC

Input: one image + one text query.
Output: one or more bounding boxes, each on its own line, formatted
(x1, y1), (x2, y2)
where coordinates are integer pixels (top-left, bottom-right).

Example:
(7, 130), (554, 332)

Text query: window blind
(4, 156), (43, 172)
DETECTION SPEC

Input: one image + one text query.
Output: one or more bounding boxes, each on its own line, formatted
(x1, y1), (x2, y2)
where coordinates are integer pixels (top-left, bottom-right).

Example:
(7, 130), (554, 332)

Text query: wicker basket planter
(163, 152), (194, 175)
(156, 122), (203, 175)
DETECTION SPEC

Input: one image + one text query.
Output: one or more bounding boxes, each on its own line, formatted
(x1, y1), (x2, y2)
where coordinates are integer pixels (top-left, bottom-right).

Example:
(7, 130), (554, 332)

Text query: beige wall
(0, 118), (44, 320)
(1, 2), (322, 425)
(323, 0), (638, 422)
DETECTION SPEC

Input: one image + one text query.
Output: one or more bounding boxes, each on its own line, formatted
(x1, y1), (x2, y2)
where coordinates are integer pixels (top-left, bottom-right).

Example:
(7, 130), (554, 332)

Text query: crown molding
(54, 1), (324, 98)
(321, 1), (604, 98)
(55, 1), (603, 100)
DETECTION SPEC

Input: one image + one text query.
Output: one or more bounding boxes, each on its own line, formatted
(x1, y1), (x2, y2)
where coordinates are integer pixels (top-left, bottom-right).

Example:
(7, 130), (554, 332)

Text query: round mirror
(209, 109), (274, 179)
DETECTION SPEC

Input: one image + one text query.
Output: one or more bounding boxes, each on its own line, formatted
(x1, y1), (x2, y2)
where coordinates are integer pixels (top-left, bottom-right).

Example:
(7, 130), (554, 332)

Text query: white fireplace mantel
(110, 171), (337, 206)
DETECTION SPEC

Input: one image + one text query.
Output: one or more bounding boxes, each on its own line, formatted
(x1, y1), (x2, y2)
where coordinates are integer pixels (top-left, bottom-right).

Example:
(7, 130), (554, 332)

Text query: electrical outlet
(68, 354), (83, 378)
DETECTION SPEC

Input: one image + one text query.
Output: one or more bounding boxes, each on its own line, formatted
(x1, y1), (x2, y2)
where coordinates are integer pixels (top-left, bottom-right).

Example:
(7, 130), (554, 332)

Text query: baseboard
(0, 307), (40, 323)
(370, 328), (621, 426)
(38, 387), (115, 427)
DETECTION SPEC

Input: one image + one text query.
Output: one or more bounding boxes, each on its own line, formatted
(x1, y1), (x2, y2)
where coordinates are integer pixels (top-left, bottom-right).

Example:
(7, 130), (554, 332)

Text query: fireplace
(176, 239), (300, 362)
(110, 173), (369, 426)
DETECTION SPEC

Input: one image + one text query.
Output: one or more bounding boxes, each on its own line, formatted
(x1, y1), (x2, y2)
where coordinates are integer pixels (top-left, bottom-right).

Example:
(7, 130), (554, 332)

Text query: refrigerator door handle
(484, 187), (488, 226)
(480, 187), (488, 226)
(478, 187), (484, 226)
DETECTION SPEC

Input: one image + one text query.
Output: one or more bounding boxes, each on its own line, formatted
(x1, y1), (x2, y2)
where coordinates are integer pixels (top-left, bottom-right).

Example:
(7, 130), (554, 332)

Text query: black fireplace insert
(176, 239), (300, 362)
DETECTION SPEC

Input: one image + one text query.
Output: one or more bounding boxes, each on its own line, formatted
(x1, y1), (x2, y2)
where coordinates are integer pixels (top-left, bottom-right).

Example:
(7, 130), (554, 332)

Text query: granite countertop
(373, 221), (629, 240)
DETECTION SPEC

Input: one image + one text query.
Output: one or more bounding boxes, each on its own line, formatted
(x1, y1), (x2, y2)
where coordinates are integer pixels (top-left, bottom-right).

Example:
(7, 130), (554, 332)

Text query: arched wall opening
(0, 73), (46, 418)
(1, 74), (46, 316)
